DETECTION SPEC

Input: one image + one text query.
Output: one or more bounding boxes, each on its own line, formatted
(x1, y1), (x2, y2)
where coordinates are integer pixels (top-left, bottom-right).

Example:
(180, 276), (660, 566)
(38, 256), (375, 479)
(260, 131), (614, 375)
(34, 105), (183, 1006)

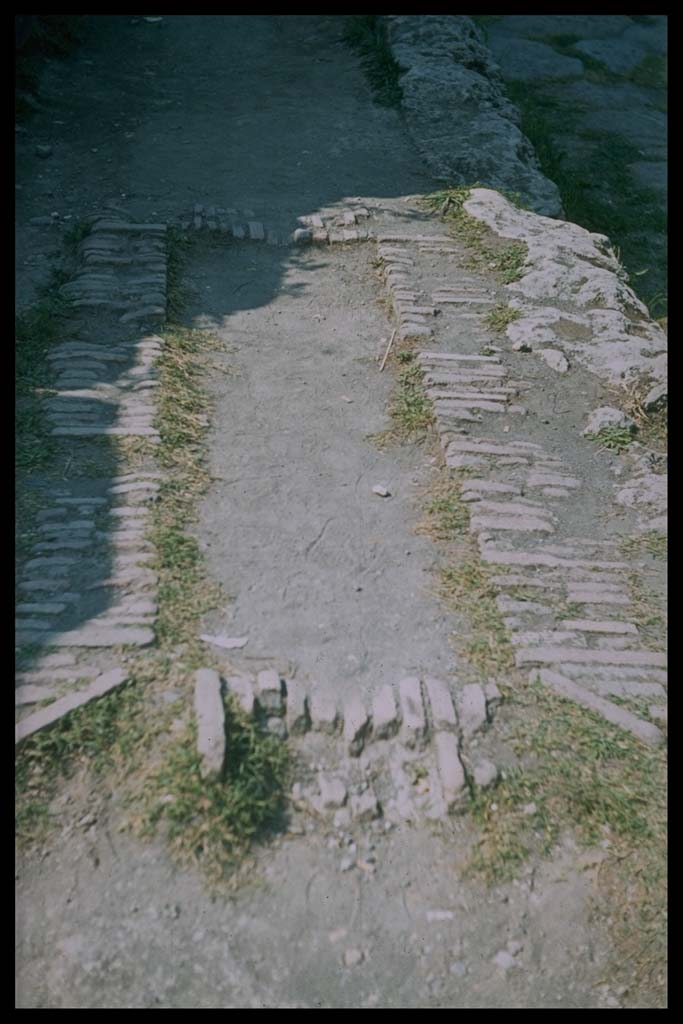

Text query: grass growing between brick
(484, 304), (522, 333)
(369, 350), (435, 448)
(437, 558), (515, 678)
(424, 186), (529, 282)
(416, 476), (470, 541)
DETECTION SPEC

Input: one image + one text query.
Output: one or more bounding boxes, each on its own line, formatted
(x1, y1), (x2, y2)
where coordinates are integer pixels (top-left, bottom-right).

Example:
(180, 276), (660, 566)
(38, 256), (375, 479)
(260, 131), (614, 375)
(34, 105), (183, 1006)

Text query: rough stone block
(256, 670), (284, 715)
(371, 684), (400, 740)
(456, 684), (487, 738)
(194, 668), (226, 781)
(284, 678), (309, 735)
(434, 732), (467, 811)
(538, 348), (569, 373)
(398, 677), (427, 748)
(16, 668), (128, 745)
(309, 686), (340, 734)
(516, 648), (665, 668)
(343, 690), (371, 756)
(534, 669), (663, 746)
(226, 676), (255, 716)
(318, 773), (348, 810)
(483, 681), (502, 717)
(350, 788), (380, 822)
(473, 759), (499, 789)
(423, 677), (457, 731)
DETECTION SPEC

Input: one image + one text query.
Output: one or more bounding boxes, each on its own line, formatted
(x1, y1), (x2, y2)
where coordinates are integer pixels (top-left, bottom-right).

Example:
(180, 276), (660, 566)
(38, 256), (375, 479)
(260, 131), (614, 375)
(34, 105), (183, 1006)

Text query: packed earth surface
(15, 16), (667, 1009)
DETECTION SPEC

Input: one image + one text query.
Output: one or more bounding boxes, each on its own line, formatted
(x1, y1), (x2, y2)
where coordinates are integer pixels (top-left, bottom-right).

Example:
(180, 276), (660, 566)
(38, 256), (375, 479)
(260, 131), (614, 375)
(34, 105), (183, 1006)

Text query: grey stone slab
(434, 732), (467, 810)
(517, 647), (665, 668)
(534, 669), (663, 746)
(255, 670), (284, 715)
(194, 668), (226, 781)
(456, 684), (487, 737)
(225, 676), (256, 717)
(284, 678), (309, 735)
(343, 690), (371, 756)
(16, 668), (128, 744)
(371, 684), (400, 740)
(423, 677), (457, 731)
(398, 677), (427, 748)
(309, 685), (340, 734)
(32, 626), (155, 648)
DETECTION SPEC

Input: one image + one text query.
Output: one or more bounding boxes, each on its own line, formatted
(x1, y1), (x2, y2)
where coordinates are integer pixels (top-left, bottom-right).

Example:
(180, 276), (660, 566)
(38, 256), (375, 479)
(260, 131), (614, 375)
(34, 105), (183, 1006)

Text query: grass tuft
(484, 304), (522, 332)
(140, 698), (289, 879)
(591, 424), (636, 453)
(437, 559), (514, 676)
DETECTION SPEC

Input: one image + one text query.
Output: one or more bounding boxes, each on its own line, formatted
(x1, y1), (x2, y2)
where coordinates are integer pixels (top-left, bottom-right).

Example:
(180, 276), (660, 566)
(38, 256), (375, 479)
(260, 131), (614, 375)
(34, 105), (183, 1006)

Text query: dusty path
(16, 16), (666, 1009)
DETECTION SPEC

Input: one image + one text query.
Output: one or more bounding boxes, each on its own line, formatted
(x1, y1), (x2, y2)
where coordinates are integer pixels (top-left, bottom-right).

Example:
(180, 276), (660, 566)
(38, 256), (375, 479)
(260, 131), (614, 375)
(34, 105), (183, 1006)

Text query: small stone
(456, 684), (487, 737)
(199, 633), (248, 650)
(483, 681), (502, 715)
(309, 686), (340, 734)
(426, 909), (454, 923)
(507, 939), (523, 955)
(318, 773), (347, 810)
(583, 407), (636, 436)
(292, 228), (312, 244)
(494, 950), (516, 971)
(339, 856), (355, 872)
(423, 677), (457, 731)
(643, 382), (666, 411)
(255, 669), (283, 715)
(333, 807), (352, 830)
(511, 338), (532, 352)
(523, 802), (537, 816)
(343, 948), (364, 968)
(266, 717), (287, 739)
(372, 485), (390, 498)
(538, 348), (569, 373)
(435, 732), (467, 811)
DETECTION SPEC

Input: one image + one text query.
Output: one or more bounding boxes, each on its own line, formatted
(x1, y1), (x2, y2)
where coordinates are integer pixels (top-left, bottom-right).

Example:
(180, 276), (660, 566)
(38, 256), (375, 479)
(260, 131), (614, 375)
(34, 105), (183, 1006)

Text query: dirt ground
(15, 16), (665, 1009)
